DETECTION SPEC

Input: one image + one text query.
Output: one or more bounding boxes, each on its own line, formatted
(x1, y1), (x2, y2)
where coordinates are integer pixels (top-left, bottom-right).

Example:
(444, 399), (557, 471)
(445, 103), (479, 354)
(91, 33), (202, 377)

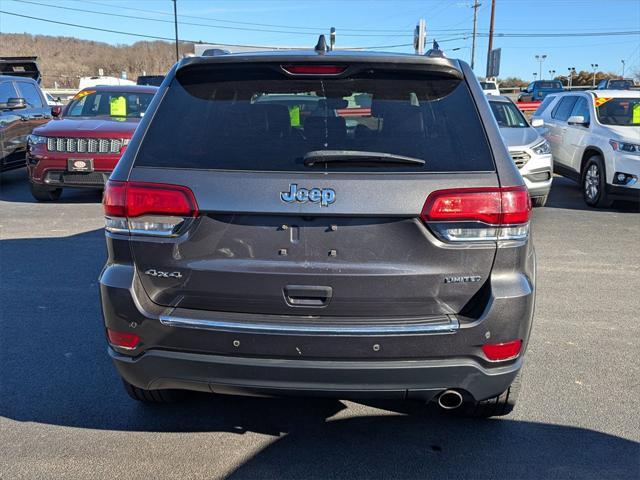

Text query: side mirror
(531, 118), (544, 127)
(6, 97), (27, 110)
(567, 115), (588, 126)
(51, 106), (62, 117)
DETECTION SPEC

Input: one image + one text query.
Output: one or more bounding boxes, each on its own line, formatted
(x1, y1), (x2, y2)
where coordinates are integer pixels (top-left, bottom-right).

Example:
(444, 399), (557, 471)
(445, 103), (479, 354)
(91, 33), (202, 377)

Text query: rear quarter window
(534, 96), (556, 116)
(135, 64), (495, 173)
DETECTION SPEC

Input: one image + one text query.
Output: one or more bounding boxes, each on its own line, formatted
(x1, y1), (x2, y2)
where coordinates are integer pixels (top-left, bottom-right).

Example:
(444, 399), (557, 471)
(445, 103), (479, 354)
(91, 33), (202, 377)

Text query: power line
(72, 0), (413, 34)
(0, 10), (288, 47)
(0, 9), (464, 51)
(12, 0), (410, 37)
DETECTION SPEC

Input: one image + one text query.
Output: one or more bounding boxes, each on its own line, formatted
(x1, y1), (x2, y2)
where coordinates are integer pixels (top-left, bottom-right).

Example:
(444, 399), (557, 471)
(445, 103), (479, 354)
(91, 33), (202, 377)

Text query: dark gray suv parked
(100, 47), (535, 417)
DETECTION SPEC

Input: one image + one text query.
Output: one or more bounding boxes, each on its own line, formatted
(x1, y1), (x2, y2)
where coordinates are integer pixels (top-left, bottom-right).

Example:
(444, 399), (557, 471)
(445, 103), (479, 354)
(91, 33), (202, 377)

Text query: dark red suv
(27, 85), (157, 201)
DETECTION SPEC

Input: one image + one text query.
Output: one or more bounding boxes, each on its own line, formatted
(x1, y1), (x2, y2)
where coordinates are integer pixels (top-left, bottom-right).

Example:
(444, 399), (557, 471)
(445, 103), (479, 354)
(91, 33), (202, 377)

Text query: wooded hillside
(0, 33), (193, 88)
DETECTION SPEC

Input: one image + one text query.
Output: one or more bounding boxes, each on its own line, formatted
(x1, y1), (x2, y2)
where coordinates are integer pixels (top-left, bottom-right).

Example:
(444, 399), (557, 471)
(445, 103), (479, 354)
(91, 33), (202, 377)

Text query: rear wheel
(531, 195), (548, 207)
(122, 379), (184, 404)
(30, 183), (62, 202)
(457, 373), (521, 418)
(582, 155), (612, 208)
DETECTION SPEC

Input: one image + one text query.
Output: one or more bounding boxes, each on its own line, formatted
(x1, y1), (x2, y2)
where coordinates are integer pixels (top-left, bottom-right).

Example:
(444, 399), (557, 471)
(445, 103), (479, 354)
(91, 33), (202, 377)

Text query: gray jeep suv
(100, 46), (535, 417)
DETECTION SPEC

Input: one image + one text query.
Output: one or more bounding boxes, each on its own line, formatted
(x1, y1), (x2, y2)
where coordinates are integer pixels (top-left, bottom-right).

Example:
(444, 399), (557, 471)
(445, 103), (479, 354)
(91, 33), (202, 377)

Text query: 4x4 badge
(281, 184), (335, 207)
(144, 269), (182, 279)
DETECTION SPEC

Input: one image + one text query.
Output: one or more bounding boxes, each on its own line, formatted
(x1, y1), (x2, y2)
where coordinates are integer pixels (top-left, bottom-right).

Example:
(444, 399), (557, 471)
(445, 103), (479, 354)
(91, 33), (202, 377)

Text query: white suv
(532, 90), (640, 207)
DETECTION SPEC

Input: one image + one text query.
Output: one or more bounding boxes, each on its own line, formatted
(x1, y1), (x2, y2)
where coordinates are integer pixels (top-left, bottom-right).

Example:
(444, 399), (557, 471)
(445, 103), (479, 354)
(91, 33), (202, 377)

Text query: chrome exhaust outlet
(437, 390), (464, 410)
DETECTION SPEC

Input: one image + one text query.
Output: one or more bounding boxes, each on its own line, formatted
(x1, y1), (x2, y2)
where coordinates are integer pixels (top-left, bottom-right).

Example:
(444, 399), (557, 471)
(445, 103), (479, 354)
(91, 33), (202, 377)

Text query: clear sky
(1, 0), (639, 80)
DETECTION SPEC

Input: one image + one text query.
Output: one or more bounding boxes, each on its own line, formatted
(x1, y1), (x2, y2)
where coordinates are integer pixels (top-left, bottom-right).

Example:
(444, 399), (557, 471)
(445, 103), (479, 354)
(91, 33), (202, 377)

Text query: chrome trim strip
(159, 315), (459, 335)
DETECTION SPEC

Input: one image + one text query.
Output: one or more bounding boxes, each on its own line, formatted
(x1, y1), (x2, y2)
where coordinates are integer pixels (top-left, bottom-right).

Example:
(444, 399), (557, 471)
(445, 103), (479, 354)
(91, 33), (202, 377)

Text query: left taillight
(420, 186), (531, 242)
(103, 180), (199, 236)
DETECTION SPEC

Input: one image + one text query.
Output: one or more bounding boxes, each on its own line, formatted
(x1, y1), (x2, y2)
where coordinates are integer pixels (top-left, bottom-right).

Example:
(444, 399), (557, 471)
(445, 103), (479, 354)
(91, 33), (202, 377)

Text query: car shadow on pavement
(543, 176), (639, 212)
(1, 232), (638, 479)
(0, 167), (103, 204)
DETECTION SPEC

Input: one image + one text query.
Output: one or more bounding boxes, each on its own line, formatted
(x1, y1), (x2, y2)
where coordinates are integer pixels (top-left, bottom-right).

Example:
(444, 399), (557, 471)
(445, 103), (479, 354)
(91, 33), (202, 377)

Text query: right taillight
(420, 186), (531, 242)
(103, 180), (199, 237)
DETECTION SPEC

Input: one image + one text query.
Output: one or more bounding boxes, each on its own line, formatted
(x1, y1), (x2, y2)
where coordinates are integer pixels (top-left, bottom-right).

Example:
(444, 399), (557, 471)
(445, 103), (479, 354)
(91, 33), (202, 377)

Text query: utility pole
(172, 0), (179, 62)
(470, 0), (481, 70)
(485, 0), (496, 78)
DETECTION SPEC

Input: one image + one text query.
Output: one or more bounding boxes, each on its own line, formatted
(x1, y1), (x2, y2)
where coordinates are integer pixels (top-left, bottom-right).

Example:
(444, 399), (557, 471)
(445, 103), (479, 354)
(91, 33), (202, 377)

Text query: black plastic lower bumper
(110, 347), (522, 402)
(43, 170), (109, 188)
(606, 184), (640, 202)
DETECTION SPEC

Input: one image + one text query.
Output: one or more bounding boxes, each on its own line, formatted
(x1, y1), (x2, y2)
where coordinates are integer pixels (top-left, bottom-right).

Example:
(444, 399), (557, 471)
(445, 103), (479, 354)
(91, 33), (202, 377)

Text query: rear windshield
(607, 80), (633, 89)
(66, 90), (155, 118)
(135, 64), (495, 172)
(596, 97), (640, 126)
(537, 81), (562, 89)
(480, 82), (497, 90)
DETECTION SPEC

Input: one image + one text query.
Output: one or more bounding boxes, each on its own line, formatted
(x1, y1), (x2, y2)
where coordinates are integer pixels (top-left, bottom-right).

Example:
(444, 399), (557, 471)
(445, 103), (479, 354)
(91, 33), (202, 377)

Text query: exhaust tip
(437, 390), (464, 410)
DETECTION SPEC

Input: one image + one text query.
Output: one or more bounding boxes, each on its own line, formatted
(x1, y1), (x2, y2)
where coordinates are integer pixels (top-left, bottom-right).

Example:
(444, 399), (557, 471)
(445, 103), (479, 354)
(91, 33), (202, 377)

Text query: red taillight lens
(107, 329), (140, 349)
(482, 339), (523, 361)
(500, 187), (532, 224)
(421, 186), (531, 225)
(422, 188), (503, 224)
(103, 181), (198, 218)
(281, 64), (347, 75)
(103, 180), (127, 217)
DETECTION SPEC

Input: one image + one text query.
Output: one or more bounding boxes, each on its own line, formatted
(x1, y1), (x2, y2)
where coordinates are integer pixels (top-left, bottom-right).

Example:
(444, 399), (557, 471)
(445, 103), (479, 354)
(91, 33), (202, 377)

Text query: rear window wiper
(303, 150), (426, 167)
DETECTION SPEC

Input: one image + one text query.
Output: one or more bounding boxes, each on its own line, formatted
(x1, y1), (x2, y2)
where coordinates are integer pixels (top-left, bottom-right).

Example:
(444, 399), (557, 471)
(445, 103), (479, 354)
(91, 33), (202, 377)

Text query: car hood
(34, 116), (141, 137)
(604, 125), (640, 142)
(499, 127), (541, 149)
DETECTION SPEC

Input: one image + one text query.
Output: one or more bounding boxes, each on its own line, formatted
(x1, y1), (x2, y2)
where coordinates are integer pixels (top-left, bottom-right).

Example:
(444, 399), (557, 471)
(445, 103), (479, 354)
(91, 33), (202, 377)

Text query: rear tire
(582, 155), (612, 208)
(30, 183), (62, 202)
(457, 373), (521, 418)
(531, 195), (548, 207)
(122, 379), (184, 404)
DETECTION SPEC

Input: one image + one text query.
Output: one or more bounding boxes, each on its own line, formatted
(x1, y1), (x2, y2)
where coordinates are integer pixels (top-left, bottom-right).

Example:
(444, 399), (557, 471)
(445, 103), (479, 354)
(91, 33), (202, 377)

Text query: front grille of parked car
(46, 137), (123, 154)
(510, 151), (531, 169)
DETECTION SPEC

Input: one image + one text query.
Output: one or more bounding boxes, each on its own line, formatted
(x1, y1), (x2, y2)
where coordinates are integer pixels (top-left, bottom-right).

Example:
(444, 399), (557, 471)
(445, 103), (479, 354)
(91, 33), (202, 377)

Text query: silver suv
(99, 45), (535, 417)
(488, 95), (553, 207)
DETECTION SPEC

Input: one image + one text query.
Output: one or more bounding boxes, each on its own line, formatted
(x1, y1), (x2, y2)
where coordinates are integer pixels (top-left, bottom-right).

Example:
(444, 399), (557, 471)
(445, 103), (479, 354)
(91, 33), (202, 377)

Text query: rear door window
(135, 64), (495, 173)
(551, 96), (578, 122)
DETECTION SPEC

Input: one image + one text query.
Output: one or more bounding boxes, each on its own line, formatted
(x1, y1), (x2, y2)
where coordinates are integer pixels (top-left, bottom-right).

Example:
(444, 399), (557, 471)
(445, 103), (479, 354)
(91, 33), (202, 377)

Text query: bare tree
(1, 34), (194, 88)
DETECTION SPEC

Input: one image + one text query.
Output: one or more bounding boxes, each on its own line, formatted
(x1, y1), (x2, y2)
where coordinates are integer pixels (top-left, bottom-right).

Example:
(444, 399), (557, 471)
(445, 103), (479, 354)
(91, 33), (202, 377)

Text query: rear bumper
(110, 347), (522, 402)
(100, 244), (535, 401)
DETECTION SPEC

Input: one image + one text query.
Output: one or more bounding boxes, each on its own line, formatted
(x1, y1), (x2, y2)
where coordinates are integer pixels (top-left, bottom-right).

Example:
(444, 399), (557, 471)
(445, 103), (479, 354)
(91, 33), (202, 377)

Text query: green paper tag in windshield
(110, 96), (127, 116)
(288, 106), (300, 127)
(633, 103), (640, 124)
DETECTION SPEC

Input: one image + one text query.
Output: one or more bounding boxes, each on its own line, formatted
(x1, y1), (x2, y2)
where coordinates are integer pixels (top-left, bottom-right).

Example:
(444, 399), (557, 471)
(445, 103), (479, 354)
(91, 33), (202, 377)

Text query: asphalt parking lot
(1, 168), (639, 480)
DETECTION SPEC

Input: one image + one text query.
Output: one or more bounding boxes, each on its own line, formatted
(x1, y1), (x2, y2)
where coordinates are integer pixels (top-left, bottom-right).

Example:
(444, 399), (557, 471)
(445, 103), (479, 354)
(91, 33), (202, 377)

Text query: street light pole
(549, 69), (556, 80)
(535, 54), (547, 79)
(172, 0), (179, 62)
(621, 59), (626, 77)
(567, 67), (575, 89)
(591, 63), (599, 87)
(533, 72), (537, 82)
